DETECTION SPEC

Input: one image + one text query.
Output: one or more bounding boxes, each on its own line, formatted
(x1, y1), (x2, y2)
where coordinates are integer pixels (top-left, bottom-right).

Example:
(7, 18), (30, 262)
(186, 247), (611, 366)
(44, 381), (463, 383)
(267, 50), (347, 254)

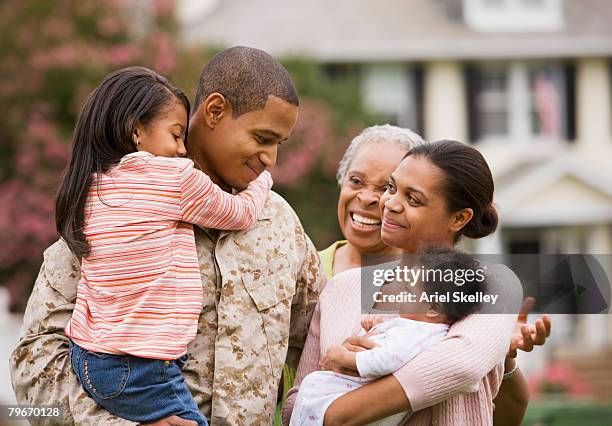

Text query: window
(476, 65), (509, 137)
(528, 65), (566, 138)
(323, 63), (360, 82)
(360, 64), (421, 131)
(523, 0), (545, 6)
(467, 61), (572, 144)
(463, 0), (563, 32)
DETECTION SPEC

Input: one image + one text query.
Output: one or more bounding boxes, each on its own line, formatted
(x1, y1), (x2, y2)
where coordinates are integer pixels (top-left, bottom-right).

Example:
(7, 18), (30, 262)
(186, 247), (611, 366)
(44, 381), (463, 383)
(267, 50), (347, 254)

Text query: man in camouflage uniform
(10, 47), (325, 425)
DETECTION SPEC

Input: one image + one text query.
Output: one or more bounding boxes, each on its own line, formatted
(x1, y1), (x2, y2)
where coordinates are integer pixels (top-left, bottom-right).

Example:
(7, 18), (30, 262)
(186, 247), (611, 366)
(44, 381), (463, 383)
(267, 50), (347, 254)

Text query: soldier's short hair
(193, 46), (299, 118)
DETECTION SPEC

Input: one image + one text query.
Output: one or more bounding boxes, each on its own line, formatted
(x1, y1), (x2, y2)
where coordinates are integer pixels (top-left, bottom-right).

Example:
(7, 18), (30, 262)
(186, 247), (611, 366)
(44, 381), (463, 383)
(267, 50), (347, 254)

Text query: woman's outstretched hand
(508, 297), (552, 359)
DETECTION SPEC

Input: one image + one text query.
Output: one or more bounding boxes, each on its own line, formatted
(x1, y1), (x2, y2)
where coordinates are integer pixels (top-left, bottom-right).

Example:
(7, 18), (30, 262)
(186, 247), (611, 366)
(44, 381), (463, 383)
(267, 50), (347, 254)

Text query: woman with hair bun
(381, 139), (500, 251)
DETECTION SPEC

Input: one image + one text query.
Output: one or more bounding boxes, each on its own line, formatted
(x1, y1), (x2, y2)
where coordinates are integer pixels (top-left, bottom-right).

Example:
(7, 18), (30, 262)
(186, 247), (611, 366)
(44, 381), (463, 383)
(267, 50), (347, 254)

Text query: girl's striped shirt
(65, 151), (272, 359)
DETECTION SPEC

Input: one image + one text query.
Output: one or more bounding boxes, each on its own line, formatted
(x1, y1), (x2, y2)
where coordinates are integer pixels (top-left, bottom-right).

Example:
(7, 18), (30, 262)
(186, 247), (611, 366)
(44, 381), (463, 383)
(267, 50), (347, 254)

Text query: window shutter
(564, 62), (576, 142)
(414, 65), (425, 137)
(465, 65), (481, 143)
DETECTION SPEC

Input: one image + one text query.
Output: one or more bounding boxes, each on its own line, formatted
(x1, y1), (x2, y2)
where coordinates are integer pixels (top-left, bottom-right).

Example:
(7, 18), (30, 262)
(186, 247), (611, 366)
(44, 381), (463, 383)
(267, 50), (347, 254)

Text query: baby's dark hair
(56, 66), (190, 259)
(417, 246), (488, 322)
(193, 46), (299, 118)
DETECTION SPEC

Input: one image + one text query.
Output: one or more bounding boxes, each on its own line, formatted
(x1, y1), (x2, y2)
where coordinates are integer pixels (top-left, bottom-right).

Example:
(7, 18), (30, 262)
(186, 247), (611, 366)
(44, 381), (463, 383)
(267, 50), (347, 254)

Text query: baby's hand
(320, 345), (355, 374)
(360, 314), (386, 332)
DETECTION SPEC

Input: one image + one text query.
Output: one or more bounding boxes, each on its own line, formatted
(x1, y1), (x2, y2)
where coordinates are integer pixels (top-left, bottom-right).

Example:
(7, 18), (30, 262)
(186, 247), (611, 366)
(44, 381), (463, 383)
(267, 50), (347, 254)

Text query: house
(177, 0), (612, 393)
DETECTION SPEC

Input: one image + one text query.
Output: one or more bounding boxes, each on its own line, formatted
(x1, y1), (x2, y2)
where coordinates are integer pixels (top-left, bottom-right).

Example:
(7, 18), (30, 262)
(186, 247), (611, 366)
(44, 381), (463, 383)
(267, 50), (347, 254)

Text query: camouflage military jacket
(10, 192), (325, 425)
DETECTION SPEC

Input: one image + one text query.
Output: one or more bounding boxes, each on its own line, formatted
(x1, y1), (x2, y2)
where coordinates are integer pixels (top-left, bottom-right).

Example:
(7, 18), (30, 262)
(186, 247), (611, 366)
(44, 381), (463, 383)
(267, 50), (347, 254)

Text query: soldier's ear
(201, 93), (231, 129)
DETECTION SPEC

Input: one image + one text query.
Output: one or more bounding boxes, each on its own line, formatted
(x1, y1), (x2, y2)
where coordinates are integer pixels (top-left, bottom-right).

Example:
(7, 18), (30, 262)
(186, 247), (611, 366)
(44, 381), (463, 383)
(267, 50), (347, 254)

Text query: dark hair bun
(463, 204), (498, 239)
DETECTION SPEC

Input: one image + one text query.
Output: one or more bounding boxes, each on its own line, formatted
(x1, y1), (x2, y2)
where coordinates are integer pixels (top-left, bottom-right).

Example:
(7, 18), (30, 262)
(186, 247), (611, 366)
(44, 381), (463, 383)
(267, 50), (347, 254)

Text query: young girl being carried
(57, 67), (273, 426)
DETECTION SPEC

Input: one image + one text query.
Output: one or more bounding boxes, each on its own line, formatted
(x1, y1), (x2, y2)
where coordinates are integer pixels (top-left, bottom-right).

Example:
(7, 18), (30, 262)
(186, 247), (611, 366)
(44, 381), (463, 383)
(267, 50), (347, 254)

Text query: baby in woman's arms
(290, 247), (488, 426)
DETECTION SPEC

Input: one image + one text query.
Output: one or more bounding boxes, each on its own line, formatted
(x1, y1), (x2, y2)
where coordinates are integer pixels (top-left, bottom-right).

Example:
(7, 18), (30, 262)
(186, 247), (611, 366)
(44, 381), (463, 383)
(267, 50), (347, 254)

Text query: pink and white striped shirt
(65, 151), (272, 359)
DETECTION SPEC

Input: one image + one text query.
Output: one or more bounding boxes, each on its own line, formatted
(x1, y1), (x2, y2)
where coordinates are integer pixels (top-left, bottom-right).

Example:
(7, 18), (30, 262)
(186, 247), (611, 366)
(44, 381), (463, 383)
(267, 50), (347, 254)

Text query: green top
(317, 240), (348, 279)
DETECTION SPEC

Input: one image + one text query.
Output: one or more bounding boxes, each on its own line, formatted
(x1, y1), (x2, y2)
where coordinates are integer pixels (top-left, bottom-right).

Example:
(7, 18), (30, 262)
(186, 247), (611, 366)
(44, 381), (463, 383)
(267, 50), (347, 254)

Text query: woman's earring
(135, 139), (140, 150)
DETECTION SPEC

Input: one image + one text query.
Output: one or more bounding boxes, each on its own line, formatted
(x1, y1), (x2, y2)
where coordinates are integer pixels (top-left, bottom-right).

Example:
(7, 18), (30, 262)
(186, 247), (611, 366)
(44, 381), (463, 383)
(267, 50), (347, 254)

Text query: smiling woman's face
(380, 155), (457, 253)
(337, 142), (409, 254)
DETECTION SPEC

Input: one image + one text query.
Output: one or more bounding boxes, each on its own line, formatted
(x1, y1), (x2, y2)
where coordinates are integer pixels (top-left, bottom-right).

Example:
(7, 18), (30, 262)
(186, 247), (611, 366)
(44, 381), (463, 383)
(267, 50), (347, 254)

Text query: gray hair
(336, 124), (426, 185)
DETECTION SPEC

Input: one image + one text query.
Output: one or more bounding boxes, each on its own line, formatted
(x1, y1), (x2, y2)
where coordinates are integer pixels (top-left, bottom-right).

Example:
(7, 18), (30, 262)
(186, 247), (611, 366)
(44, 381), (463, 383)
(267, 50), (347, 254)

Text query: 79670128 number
(2, 405), (62, 419)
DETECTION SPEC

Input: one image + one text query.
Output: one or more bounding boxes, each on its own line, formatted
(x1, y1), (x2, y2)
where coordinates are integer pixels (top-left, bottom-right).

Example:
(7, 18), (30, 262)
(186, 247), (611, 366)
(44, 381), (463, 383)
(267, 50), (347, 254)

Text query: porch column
(424, 61), (468, 142)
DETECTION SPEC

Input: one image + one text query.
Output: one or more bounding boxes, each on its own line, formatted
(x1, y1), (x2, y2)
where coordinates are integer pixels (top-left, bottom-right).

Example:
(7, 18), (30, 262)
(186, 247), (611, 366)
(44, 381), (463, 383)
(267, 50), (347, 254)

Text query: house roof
(178, 0), (612, 61)
(490, 152), (612, 227)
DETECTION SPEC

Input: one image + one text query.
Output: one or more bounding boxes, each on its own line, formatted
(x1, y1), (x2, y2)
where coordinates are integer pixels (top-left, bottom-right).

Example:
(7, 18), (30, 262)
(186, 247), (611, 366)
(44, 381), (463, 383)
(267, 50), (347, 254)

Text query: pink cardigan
(283, 265), (522, 425)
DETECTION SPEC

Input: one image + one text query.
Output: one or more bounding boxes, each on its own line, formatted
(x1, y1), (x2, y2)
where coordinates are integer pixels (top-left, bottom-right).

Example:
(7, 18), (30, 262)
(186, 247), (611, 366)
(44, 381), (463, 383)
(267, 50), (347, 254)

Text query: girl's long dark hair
(56, 66), (190, 258)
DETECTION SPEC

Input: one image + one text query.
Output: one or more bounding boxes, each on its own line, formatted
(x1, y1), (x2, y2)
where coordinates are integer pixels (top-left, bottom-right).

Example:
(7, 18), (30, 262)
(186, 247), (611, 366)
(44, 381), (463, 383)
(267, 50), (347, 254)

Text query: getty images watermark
(360, 250), (611, 315)
(371, 263), (498, 305)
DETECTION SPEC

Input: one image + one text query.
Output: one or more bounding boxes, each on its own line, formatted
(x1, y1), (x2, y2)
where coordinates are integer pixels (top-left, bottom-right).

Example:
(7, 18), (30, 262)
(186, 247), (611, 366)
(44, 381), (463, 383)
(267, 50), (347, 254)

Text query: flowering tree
(0, 0), (179, 311)
(0, 3), (378, 311)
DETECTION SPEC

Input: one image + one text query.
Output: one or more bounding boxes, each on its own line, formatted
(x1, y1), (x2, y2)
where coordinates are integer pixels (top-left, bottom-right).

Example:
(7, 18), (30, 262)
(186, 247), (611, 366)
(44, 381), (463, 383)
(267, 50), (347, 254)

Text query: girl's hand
(508, 297), (552, 359)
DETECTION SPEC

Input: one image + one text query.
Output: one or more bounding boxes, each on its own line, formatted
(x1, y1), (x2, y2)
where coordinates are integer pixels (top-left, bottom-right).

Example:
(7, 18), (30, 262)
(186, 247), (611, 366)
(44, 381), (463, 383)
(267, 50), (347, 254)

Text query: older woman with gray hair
(280, 124), (551, 425)
(319, 124), (425, 278)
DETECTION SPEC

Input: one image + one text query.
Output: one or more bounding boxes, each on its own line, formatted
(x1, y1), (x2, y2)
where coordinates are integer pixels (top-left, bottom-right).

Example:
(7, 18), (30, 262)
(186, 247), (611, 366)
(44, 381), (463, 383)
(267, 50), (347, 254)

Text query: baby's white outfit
(290, 318), (449, 426)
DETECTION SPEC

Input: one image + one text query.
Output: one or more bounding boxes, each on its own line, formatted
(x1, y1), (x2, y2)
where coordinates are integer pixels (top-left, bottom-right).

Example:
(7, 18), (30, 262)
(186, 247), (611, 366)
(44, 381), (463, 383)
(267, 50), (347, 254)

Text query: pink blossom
(152, 33), (177, 73)
(97, 15), (125, 37)
(271, 99), (335, 186)
(42, 17), (73, 39)
(527, 362), (594, 398)
(16, 27), (36, 47)
(152, 0), (175, 17)
(30, 45), (80, 70)
(108, 44), (141, 65)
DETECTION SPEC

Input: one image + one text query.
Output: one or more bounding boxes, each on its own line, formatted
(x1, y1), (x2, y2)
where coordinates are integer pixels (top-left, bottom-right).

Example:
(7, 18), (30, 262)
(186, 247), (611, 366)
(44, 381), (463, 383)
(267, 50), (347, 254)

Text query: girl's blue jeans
(69, 341), (208, 425)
